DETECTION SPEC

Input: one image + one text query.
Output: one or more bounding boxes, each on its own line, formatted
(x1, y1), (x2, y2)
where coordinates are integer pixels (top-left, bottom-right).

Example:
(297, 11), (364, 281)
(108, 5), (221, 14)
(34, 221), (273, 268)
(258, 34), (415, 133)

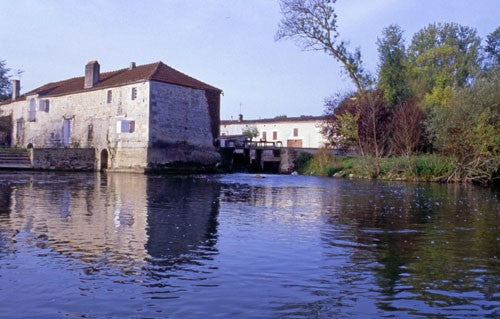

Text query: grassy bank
(296, 150), (468, 183)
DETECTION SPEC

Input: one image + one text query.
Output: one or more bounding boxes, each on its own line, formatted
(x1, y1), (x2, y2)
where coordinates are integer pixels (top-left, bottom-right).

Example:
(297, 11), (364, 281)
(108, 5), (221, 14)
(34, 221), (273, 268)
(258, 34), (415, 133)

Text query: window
(293, 128), (299, 137)
(272, 131), (277, 140)
(131, 87), (137, 100)
(39, 99), (50, 112)
(117, 120), (135, 133)
(16, 120), (23, 143)
(28, 99), (36, 121)
(63, 119), (71, 146)
(87, 124), (93, 142)
(262, 131), (267, 140)
(107, 90), (112, 103)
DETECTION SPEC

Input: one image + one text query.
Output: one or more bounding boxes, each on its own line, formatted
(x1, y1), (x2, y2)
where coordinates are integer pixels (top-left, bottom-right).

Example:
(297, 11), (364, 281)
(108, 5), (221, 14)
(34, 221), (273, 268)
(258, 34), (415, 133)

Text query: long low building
(220, 115), (328, 149)
(0, 60), (222, 171)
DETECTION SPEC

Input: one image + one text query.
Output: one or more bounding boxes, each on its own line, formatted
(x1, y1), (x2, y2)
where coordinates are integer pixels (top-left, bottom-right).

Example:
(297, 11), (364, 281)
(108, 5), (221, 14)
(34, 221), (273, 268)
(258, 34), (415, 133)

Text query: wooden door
(287, 139), (303, 148)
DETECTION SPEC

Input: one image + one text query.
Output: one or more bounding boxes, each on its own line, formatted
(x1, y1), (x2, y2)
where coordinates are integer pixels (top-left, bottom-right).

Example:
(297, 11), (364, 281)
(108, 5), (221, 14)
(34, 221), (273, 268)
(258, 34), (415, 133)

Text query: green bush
(413, 154), (456, 179)
(295, 152), (313, 173)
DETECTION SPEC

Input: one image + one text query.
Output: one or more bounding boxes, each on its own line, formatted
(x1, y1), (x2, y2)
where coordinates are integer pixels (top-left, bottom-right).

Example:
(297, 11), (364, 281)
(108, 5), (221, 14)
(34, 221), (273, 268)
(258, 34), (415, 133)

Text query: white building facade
(220, 116), (328, 149)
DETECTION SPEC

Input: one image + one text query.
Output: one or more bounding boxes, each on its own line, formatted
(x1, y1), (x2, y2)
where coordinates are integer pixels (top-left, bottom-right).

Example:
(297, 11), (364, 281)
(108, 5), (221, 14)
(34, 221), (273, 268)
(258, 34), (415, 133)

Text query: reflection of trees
(320, 181), (500, 314)
(402, 185), (500, 309)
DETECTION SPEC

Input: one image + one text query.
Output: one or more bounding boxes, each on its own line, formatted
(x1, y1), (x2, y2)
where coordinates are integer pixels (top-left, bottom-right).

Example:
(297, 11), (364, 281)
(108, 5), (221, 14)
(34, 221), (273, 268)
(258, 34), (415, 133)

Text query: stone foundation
(32, 148), (96, 171)
(147, 144), (220, 172)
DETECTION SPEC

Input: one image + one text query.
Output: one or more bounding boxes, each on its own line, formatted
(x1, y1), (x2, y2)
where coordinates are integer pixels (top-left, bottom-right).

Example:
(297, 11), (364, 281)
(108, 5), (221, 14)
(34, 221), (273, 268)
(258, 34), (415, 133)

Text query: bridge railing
(223, 139), (284, 149)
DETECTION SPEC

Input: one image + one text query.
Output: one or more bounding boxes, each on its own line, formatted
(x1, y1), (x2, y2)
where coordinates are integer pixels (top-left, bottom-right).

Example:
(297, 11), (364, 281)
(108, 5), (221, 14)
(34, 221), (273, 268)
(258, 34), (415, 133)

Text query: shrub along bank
(295, 149), (497, 185)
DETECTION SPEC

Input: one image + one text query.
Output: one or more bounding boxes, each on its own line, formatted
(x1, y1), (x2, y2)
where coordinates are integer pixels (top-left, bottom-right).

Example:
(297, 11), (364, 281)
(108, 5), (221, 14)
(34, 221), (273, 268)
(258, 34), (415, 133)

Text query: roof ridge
(2, 60), (220, 104)
(147, 61), (163, 80)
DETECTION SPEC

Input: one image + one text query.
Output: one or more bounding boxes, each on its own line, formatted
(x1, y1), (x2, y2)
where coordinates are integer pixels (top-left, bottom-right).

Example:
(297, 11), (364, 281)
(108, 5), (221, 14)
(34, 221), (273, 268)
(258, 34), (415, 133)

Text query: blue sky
(1, 0), (498, 120)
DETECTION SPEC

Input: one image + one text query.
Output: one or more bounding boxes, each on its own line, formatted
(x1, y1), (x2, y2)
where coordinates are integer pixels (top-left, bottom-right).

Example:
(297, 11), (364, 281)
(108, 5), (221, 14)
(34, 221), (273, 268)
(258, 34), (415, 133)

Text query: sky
(1, 0), (499, 120)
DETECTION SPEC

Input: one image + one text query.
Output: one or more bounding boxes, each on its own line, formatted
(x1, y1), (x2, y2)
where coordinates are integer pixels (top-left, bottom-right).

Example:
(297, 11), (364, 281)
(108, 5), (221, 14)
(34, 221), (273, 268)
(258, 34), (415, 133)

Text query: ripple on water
(0, 172), (498, 318)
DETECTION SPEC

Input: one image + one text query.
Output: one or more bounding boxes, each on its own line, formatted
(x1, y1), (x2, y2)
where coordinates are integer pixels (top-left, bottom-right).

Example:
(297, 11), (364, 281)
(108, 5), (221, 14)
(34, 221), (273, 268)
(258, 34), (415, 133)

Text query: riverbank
(296, 150), (498, 185)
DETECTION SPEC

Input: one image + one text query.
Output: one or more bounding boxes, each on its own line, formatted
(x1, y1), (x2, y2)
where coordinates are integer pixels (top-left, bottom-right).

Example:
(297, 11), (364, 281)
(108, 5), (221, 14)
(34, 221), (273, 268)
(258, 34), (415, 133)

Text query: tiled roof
(221, 115), (326, 125)
(2, 61), (221, 104)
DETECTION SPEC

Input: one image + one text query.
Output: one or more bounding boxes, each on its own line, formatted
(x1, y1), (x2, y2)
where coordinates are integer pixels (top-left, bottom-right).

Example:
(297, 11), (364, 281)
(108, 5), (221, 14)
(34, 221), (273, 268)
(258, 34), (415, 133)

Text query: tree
(407, 23), (481, 108)
(0, 60), (11, 101)
(377, 25), (411, 107)
(390, 99), (426, 157)
(242, 127), (259, 141)
(427, 69), (500, 184)
(323, 91), (392, 163)
(484, 26), (500, 68)
(275, 0), (372, 92)
(276, 0), (396, 172)
(322, 93), (363, 153)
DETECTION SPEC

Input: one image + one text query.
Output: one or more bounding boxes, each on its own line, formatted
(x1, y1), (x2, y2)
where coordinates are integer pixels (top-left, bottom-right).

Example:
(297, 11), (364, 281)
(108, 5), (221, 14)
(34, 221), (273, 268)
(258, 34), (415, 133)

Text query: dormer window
(107, 90), (112, 103)
(131, 87), (137, 100)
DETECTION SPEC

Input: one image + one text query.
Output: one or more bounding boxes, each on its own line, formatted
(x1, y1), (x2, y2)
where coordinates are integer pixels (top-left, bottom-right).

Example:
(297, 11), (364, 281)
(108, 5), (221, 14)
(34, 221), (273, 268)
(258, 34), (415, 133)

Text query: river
(0, 172), (498, 318)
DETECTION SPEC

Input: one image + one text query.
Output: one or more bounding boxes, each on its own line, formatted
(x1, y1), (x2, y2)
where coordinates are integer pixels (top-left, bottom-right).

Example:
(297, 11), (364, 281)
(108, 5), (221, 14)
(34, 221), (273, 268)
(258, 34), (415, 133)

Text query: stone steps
(0, 149), (33, 169)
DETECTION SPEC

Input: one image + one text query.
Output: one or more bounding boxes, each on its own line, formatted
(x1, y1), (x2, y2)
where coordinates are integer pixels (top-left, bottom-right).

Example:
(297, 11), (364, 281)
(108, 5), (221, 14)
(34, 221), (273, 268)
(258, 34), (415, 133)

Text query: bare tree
(276, 0), (397, 175)
(391, 100), (425, 158)
(276, 0), (372, 92)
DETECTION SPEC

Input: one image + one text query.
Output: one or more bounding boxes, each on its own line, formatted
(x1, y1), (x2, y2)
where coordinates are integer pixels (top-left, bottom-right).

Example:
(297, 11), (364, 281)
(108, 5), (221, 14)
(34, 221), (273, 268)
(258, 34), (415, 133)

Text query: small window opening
(39, 99), (50, 112)
(293, 128), (299, 137)
(118, 120), (135, 133)
(107, 90), (112, 103)
(28, 99), (36, 122)
(131, 87), (137, 100)
(273, 131), (277, 140)
(87, 124), (93, 142)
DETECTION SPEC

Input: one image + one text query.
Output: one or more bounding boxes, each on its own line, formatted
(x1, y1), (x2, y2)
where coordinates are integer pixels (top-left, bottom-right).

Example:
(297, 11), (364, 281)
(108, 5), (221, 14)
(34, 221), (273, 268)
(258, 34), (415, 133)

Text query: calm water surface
(0, 172), (498, 318)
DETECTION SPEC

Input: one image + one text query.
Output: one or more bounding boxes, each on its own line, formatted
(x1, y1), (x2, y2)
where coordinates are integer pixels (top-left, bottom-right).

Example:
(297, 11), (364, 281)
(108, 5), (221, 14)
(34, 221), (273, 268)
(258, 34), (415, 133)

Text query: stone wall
(148, 81), (220, 167)
(32, 148), (96, 171)
(1, 79), (221, 171)
(1, 82), (150, 170)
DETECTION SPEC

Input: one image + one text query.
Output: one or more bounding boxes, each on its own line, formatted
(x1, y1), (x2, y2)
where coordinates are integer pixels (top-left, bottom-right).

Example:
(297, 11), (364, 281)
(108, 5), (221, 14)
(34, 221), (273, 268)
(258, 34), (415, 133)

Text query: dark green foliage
(377, 25), (411, 107)
(407, 23), (481, 110)
(426, 69), (500, 184)
(484, 27), (500, 68)
(295, 152), (313, 173)
(0, 60), (11, 101)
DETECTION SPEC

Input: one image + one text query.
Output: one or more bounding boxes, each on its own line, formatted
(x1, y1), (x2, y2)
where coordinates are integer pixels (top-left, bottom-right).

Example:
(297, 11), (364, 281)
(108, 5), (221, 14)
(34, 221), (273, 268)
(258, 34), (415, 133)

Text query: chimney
(11, 80), (20, 100)
(129, 62), (136, 70)
(84, 60), (100, 89)
(238, 114), (243, 122)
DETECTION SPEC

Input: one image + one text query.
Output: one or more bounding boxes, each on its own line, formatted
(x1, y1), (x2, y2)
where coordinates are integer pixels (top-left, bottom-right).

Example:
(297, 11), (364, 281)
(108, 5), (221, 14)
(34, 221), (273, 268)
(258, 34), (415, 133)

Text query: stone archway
(100, 149), (108, 171)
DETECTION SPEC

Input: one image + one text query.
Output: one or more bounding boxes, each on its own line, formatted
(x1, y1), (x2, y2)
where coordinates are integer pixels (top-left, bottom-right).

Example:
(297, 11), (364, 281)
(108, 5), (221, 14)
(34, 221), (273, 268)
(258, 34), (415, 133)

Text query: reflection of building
(146, 177), (219, 259)
(220, 115), (328, 148)
(0, 60), (221, 170)
(0, 184), (12, 216)
(0, 173), (220, 271)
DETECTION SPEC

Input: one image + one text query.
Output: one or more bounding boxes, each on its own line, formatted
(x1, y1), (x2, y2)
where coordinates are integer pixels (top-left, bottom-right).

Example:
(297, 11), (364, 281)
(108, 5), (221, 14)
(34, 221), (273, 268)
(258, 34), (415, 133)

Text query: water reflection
(0, 173), (220, 274)
(0, 172), (498, 318)
(216, 176), (499, 318)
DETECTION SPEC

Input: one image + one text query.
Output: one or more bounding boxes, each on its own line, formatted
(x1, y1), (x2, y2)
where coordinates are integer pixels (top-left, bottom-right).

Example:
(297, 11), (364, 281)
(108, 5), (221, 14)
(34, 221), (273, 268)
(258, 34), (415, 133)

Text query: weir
(218, 140), (318, 174)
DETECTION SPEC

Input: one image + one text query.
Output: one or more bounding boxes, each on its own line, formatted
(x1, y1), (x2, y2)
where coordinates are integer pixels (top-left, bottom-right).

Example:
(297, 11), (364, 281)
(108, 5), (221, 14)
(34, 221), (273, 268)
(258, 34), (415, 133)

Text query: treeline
(322, 23), (499, 184)
(276, 0), (499, 184)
